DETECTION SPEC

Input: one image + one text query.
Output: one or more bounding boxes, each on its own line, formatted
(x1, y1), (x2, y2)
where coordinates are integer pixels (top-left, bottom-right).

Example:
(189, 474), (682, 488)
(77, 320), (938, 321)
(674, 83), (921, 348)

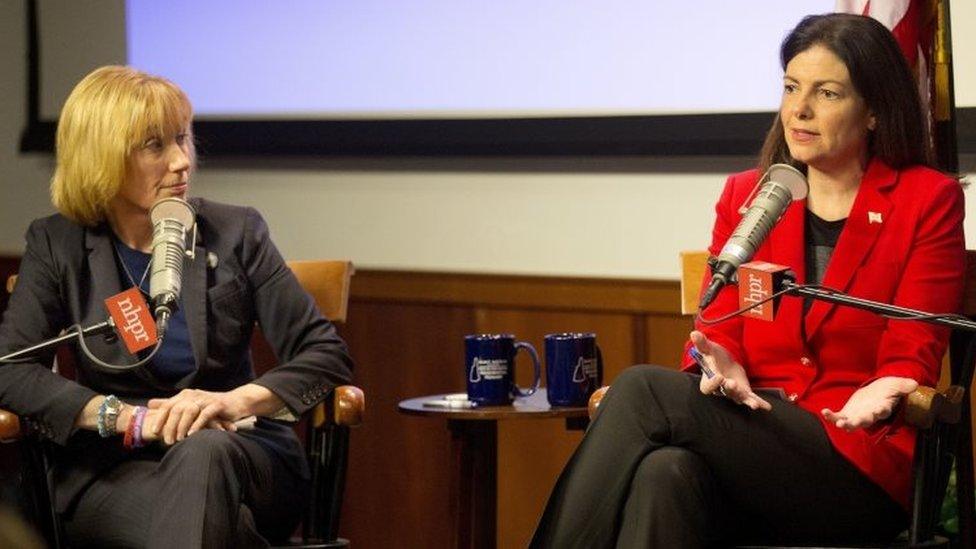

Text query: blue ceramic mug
(545, 332), (603, 407)
(465, 334), (541, 406)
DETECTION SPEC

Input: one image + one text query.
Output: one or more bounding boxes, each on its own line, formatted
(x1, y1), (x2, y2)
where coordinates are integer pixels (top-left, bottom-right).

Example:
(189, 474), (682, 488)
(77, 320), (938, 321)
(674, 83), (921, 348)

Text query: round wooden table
(398, 389), (588, 549)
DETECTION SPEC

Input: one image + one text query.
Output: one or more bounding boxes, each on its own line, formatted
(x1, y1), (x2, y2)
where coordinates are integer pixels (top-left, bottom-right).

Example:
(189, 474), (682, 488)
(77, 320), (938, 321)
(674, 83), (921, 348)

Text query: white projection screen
(24, 0), (974, 156)
(125, 0), (831, 120)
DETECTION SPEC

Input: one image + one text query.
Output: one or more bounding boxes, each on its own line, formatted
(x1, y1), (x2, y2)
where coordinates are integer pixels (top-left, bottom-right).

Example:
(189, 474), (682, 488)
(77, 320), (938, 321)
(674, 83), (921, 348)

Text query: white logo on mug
(469, 357), (509, 383)
(571, 357), (599, 383)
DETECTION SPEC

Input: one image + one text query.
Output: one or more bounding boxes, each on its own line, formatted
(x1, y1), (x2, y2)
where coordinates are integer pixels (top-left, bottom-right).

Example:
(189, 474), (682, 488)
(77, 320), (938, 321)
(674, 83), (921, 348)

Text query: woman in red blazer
(532, 13), (965, 548)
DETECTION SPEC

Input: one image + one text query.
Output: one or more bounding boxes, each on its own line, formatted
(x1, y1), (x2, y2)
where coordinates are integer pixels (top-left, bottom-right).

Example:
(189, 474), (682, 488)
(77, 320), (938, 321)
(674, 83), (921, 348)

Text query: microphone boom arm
(781, 279), (976, 332)
(0, 320), (116, 363)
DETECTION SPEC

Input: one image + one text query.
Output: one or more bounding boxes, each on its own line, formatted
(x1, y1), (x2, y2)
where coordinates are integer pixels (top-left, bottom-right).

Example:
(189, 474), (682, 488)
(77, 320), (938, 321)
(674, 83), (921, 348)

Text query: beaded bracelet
(123, 406), (148, 449)
(96, 395), (123, 438)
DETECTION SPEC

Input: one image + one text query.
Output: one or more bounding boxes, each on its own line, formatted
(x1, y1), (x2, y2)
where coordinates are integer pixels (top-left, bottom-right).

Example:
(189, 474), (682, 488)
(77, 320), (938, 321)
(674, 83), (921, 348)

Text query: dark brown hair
(758, 13), (932, 173)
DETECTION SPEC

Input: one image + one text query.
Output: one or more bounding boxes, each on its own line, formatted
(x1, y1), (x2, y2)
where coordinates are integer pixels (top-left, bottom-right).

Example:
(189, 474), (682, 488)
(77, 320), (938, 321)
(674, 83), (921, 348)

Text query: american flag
(835, 0), (956, 169)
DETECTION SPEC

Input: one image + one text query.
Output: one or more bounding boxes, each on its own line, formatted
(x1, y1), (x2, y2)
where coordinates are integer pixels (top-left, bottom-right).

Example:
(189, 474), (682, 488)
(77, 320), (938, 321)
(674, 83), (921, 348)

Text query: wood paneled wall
(338, 270), (692, 548)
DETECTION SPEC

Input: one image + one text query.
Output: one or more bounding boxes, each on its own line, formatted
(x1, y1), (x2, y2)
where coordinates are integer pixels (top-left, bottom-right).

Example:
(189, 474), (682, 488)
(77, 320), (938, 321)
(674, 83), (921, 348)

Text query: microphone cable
(695, 285), (795, 325)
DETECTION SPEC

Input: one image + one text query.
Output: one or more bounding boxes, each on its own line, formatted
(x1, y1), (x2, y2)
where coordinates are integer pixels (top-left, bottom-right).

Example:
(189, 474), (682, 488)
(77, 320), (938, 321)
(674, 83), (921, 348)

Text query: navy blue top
(113, 239), (196, 382)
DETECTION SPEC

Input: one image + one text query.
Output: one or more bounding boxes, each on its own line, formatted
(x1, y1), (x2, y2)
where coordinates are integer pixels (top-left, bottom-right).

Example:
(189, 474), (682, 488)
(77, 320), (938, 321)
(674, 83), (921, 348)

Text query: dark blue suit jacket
(0, 198), (354, 511)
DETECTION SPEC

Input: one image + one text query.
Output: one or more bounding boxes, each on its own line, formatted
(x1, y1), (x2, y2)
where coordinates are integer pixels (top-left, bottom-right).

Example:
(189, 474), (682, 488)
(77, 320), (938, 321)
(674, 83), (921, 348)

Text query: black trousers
(60, 428), (309, 549)
(531, 366), (907, 548)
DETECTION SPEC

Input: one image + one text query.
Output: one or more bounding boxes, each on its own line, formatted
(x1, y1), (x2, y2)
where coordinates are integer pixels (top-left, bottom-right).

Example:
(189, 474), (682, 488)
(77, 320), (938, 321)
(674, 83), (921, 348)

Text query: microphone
(699, 164), (807, 311)
(148, 198), (196, 336)
(0, 206), (194, 368)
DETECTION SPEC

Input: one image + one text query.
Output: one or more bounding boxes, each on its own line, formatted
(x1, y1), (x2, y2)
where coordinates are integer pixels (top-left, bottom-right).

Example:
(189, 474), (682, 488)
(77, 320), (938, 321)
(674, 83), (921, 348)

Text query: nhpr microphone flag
(105, 287), (158, 354)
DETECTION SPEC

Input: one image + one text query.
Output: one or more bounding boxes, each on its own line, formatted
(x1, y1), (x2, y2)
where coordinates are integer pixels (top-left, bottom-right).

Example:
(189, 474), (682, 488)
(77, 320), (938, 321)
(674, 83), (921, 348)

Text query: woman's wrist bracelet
(132, 406), (148, 448)
(96, 395), (124, 438)
(123, 406), (148, 449)
(123, 413), (137, 449)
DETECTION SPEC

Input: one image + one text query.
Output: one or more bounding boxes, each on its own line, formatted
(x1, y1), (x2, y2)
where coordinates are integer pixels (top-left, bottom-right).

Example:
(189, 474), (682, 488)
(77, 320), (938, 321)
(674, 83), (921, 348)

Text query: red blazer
(683, 158), (965, 509)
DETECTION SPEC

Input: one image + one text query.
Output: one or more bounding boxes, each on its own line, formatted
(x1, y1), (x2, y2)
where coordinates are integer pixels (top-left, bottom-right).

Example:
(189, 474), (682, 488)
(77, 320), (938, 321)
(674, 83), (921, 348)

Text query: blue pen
(689, 346), (728, 396)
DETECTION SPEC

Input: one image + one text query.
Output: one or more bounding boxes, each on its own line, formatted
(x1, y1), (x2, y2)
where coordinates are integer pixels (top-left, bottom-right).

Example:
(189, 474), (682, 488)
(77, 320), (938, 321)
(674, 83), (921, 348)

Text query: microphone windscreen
(150, 197), (195, 228)
(766, 164), (808, 201)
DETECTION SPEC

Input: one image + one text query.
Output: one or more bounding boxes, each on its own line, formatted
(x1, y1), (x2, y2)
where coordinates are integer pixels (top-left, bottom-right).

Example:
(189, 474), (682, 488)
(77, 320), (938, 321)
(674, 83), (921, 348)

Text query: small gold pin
(868, 211), (883, 224)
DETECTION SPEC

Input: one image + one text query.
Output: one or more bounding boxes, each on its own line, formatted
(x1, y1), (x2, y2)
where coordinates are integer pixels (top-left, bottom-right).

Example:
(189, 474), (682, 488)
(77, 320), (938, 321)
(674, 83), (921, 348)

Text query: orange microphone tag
(738, 261), (790, 321)
(104, 287), (158, 353)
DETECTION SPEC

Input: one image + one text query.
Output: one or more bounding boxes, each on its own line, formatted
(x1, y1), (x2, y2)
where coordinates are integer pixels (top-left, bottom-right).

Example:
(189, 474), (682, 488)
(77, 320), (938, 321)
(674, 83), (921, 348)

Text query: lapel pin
(206, 252), (219, 269)
(868, 211), (883, 224)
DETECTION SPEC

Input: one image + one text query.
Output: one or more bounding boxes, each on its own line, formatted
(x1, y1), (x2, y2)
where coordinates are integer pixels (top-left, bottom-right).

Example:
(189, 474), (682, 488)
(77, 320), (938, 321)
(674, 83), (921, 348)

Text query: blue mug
(545, 332), (603, 407)
(465, 334), (541, 406)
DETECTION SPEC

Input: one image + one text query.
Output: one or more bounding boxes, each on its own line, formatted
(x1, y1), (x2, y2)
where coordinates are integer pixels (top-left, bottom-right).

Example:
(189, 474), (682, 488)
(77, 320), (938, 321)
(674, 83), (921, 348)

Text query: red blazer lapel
(804, 159), (897, 339)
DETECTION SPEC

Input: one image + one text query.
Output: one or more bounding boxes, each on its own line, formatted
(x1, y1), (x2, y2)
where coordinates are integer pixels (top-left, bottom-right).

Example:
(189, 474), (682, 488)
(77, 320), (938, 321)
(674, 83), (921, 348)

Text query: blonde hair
(50, 65), (194, 226)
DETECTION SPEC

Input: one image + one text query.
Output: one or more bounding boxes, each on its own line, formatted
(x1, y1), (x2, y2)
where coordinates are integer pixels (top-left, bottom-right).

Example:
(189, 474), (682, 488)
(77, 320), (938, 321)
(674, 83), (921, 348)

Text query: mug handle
(513, 341), (541, 397)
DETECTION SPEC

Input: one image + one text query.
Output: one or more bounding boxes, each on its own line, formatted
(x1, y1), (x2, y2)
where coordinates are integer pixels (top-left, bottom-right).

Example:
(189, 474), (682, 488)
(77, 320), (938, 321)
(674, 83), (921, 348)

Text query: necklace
(112, 240), (151, 293)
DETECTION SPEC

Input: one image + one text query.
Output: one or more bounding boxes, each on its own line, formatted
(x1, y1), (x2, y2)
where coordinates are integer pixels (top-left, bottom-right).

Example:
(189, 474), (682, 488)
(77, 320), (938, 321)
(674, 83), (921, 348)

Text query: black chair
(0, 260), (365, 548)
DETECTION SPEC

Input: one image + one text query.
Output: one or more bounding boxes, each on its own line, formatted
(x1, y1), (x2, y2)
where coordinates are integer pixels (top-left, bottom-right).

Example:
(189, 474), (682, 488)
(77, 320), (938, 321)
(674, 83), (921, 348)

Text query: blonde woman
(0, 66), (354, 547)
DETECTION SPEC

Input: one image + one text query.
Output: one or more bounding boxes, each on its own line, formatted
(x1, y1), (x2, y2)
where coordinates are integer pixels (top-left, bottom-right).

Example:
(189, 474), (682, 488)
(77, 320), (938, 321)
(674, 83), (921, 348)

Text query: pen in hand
(689, 346), (728, 397)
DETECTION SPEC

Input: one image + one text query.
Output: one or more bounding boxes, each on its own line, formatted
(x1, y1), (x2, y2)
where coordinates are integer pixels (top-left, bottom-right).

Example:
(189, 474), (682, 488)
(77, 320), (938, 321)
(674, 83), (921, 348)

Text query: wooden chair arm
(904, 384), (964, 430)
(312, 385), (365, 428)
(588, 386), (610, 420)
(0, 409), (23, 443)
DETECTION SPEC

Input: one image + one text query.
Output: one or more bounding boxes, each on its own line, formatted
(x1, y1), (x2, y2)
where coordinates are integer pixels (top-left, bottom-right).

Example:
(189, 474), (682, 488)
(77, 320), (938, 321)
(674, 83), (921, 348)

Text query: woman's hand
(146, 388), (250, 445)
(112, 406), (189, 445)
(821, 376), (918, 431)
(130, 408), (175, 444)
(690, 331), (772, 411)
(145, 384), (284, 444)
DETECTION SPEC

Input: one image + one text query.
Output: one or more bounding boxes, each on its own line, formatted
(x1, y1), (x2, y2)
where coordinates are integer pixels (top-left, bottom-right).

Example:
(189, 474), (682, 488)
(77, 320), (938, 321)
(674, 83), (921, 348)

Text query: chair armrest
(588, 386), (610, 420)
(312, 385), (365, 428)
(904, 385), (965, 430)
(0, 409), (24, 443)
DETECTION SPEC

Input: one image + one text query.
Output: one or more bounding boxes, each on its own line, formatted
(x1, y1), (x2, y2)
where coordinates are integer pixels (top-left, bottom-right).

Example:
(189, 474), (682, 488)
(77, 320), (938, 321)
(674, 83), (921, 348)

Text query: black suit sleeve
(0, 220), (99, 445)
(240, 208), (354, 417)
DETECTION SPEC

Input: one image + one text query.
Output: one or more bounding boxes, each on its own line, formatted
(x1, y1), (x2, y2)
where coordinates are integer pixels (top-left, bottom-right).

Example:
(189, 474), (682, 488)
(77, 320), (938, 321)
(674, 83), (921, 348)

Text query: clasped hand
(129, 389), (250, 445)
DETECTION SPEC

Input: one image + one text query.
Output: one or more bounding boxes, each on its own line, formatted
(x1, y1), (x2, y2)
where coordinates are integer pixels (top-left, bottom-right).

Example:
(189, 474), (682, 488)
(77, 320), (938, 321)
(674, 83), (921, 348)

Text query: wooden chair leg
(323, 424), (350, 543)
(302, 421), (350, 544)
(910, 429), (935, 544)
(949, 333), (976, 549)
(956, 393), (974, 549)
